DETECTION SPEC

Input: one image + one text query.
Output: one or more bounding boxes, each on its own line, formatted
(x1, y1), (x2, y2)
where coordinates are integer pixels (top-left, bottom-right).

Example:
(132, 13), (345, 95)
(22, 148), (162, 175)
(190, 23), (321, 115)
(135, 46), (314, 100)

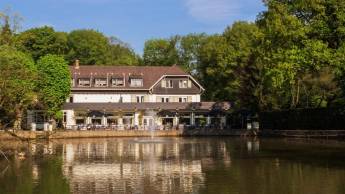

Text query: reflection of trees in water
(0, 141), (69, 194)
(2, 138), (345, 194)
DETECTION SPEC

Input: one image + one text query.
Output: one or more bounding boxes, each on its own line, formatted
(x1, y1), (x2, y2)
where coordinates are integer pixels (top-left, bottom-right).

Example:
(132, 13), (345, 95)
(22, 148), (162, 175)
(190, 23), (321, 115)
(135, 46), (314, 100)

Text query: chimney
(75, 59), (80, 69)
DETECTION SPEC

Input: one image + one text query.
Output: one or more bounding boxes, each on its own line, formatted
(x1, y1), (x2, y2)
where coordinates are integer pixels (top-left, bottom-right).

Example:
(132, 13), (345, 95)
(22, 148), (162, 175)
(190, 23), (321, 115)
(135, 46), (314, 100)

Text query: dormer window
(94, 78), (107, 87)
(78, 78), (91, 87)
(162, 79), (173, 88)
(111, 78), (124, 87)
(130, 78), (143, 87)
(179, 79), (191, 88)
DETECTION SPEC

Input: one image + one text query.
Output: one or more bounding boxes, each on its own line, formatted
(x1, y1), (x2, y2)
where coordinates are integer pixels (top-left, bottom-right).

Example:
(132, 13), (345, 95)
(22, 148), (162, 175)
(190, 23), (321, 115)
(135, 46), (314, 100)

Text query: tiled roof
(70, 65), (188, 90)
(63, 102), (231, 112)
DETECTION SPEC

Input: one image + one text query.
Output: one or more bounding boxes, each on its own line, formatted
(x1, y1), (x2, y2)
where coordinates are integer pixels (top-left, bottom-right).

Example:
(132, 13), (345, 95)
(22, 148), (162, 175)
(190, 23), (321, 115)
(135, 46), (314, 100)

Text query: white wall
(70, 93), (201, 103)
(153, 94), (201, 102)
(64, 110), (75, 128)
(72, 94), (132, 103)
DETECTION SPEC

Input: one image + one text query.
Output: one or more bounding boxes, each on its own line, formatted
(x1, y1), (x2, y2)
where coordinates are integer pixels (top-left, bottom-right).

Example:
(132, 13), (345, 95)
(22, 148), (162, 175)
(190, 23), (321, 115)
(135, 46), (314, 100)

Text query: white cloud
(184, 0), (241, 22)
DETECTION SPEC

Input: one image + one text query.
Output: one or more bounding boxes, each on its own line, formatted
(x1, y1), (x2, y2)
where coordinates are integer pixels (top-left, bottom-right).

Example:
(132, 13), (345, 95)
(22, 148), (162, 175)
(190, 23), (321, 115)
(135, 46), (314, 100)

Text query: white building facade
(28, 62), (230, 130)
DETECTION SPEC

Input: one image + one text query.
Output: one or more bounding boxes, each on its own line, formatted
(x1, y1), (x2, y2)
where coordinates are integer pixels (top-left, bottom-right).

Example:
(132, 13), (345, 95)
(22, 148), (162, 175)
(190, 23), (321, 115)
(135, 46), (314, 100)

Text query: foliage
(0, 45), (36, 129)
(67, 29), (109, 65)
(36, 55), (71, 117)
(106, 36), (140, 65)
(143, 38), (179, 66)
(15, 26), (68, 61)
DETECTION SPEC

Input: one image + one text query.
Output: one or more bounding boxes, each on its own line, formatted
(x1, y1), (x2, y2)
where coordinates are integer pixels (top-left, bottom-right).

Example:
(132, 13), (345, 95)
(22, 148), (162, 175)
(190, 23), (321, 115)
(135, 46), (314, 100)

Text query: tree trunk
(13, 105), (23, 130)
(296, 80), (301, 107)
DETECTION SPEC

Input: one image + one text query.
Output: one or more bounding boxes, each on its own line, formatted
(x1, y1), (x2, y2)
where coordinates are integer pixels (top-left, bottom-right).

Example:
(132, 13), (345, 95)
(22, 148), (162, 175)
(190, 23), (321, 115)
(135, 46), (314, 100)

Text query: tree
(105, 36), (139, 65)
(15, 26), (68, 61)
(178, 33), (208, 74)
(143, 38), (179, 66)
(36, 55), (70, 119)
(0, 45), (36, 130)
(67, 29), (109, 65)
(197, 35), (237, 101)
(0, 8), (22, 46)
(223, 22), (263, 111)
(0, 15), (12, 45)
(256, 0), (342, 110)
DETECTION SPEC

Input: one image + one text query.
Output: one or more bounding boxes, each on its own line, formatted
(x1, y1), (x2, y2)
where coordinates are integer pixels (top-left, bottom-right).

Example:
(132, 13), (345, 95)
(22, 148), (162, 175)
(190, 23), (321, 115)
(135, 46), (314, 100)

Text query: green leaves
(36, 55), (70, 117)
(0, 45), (36, 128)
(15, 26), (68, 61)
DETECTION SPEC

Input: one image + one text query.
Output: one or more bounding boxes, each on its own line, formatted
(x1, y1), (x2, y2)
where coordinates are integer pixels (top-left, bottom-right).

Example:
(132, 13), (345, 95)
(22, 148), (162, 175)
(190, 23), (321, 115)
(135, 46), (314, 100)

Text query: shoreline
(1, 129), (345, 140)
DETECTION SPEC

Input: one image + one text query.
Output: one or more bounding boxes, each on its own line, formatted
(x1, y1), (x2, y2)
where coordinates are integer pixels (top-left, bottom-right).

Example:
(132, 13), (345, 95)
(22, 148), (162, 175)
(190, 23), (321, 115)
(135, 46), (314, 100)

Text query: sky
(0, 0), (266, 54)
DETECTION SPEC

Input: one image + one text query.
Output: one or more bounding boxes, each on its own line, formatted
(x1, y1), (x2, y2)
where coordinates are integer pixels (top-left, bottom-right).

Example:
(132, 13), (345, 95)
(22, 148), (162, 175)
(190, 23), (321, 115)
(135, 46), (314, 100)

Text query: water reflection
(60, 138), (231, 194)
(1, 138), (345, 194)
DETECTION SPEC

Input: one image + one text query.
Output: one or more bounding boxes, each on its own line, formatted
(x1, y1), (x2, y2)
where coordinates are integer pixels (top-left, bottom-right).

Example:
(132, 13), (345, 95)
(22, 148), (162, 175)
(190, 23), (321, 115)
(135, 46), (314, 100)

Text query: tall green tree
(197, 35), (236, 101)
(15, 26), (68, 61)
(178, 33), (208, 74)
(36, 55), (70, 119)
(106, 36), (139, 65)
(67, 29), (109, 65)
(0, 45), (36, 129)
(223, 22), (263, 111)
(143, 38), (179, 66)
(0, 15), (12, 45)
(256, 0), (342, 110)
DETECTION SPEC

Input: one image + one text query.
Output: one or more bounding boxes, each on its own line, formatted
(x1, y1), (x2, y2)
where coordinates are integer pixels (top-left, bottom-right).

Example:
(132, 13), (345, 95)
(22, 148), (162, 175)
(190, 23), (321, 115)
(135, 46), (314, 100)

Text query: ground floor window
(91, 118), (102, 125)
(76, 118), (85, 125)
(107, 118), (118, 125)
(179, 117), (190, 125)
(162, 118), (173, 126)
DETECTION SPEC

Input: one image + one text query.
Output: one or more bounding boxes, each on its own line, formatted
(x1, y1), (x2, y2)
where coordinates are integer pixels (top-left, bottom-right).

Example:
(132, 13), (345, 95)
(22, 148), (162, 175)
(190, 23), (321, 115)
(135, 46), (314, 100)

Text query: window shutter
(187, 79), (192, 88)
(161, 79), (166, 88)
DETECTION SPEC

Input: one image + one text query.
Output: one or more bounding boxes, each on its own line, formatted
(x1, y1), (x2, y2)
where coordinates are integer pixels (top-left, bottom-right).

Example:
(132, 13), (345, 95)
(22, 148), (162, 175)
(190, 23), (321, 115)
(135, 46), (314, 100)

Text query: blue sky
(0, 0), (266, 54)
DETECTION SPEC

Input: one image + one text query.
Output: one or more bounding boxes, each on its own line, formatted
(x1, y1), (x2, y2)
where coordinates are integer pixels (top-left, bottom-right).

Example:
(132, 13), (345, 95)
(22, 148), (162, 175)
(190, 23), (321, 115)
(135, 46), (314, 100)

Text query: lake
(1, 137), (345, 194)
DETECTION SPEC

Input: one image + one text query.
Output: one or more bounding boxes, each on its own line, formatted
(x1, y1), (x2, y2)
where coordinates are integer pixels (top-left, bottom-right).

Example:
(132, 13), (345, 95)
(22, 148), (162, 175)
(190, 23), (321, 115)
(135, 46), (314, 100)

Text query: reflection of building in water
(247, 139), (260, 152)
(61, 140), (216, 194)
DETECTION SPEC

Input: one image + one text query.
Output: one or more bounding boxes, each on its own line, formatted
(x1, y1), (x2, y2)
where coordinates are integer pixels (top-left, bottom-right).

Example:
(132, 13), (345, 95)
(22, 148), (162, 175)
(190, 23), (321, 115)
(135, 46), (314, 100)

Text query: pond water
(1, 137), (345, 194)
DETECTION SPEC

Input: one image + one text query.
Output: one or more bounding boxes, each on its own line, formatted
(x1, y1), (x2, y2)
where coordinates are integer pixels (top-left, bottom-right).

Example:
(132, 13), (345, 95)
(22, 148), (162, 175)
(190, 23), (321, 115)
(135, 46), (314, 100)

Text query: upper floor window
(78, 78), (91, 87)
(130, 78), (143, 87)
(161, 97), (169, 103)
(162, 79), (173, 88)
(179, 79), (192, 88)
(136, 95), (144, 103)
(94, 78), (107, 87)
(179, 97), (188, 103)
(111, 78), (124, 87)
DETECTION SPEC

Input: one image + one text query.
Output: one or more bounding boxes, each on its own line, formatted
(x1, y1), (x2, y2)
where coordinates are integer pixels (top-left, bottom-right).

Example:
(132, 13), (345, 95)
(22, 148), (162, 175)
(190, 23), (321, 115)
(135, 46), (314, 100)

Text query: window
(63, 112), (67, 123)
(119, 96), (123, 103)
(130, 78), (143, 87)
(166, 80), (173, 88)
(69, 96), (73, 103)
(162, 79), (173, 88)
(179, 79), (192, 88)
(78, 78), (91, 87)
(179, 97), (188, 103)
(94, 78), (107, 87)
(136, 96), (144, 103)
(111, 78), (124, 87)
(161, 97), (169, 103)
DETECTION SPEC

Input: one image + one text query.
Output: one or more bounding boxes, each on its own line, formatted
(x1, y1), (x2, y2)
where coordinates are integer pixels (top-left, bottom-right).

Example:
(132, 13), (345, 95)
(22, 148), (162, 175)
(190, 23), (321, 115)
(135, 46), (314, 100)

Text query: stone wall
(0, 130), (182, 140)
